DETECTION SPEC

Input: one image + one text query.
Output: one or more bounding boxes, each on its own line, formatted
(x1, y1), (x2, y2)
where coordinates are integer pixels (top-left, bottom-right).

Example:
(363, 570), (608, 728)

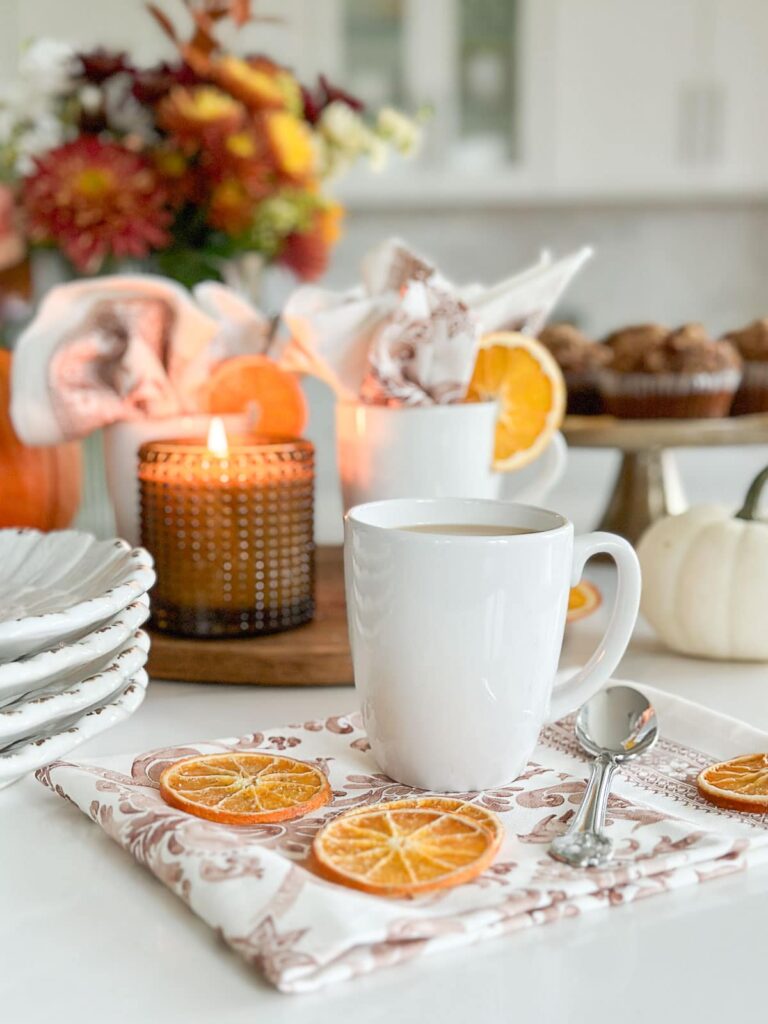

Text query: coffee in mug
(396, 524), (539, 536)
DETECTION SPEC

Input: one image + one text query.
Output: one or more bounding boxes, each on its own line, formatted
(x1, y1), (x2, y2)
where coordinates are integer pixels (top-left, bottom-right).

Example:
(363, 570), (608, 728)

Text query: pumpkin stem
(735, 465), (768, 521)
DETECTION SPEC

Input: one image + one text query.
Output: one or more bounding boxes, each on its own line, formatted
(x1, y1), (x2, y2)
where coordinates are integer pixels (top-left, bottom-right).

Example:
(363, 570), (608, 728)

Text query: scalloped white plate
(0, 669), (149, 789)
(0, 595), (150, 706)
(0, 530), (155, 661)
(0, 630), (150, 745)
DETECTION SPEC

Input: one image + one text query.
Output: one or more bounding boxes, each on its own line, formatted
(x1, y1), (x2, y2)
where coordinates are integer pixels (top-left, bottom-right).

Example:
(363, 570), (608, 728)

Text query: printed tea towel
(37, 684), (768, 994)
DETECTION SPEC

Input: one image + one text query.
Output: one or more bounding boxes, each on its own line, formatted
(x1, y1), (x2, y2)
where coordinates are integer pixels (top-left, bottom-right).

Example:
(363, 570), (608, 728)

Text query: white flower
(314, 136), (351, 180)
(376, 107), (421, 156)
(366, 134), (388, 172)
(318, 100), (393, 176)
(102, 77), (155, 140)
(79, 84), (102, 114)
(318, 101), (372, 153)
(19, 38), (76, 98)
(14, 112), (63, 173)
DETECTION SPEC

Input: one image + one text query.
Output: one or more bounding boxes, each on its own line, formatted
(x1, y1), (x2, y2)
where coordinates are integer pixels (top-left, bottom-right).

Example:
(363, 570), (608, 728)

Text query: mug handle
(547, 532), (641, 723)
(498, 431), (567, 505)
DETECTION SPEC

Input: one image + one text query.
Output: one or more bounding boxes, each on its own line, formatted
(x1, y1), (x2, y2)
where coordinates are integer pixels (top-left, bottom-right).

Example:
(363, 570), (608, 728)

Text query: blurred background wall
(4, 0), (768, 538)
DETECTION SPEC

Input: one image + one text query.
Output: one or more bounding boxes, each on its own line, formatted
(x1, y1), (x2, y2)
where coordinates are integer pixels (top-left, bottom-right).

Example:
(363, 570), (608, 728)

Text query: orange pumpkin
(0, 349), (82, 529)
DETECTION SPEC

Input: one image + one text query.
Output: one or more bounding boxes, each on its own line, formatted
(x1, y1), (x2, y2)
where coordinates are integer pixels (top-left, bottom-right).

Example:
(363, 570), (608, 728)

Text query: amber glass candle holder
(138, 432), (314, 638)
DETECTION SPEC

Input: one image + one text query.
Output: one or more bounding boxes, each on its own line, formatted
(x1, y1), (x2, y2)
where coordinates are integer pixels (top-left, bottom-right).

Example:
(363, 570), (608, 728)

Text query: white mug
(344, 498), (641, 792)
(335, 400), (567, 512)
(103, 413), (245, 546)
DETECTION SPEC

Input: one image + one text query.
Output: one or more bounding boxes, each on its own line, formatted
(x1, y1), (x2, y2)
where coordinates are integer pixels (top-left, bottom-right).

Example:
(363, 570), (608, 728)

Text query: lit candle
(138, 419), (315, 637)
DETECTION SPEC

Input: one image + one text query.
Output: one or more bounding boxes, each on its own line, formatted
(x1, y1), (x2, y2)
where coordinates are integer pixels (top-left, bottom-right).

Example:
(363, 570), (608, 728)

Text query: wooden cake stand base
(563, 413), (768, 545)
(147, 547), (352, 686)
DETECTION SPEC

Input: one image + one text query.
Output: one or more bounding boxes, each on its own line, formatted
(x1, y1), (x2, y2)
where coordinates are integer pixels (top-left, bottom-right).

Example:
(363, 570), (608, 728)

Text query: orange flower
(197, 127), (274, 198)
(22, 137), (171, 272)
(224, 130), (258, 160)
(210, 55), (286, 110)
(208, 177), (255, 234)
(317, 201), (343, 245)
(0, 184), (25, 272)
(279, 204), (342, 281)
(264, 111), (315, 179)
(157, 85), (245, 149)
(151, 145), (202, 206)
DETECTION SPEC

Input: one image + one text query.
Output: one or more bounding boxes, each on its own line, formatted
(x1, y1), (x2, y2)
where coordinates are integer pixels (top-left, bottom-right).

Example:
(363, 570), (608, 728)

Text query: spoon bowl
(575, 684), (659, 761)
(549, 684), (658, 868)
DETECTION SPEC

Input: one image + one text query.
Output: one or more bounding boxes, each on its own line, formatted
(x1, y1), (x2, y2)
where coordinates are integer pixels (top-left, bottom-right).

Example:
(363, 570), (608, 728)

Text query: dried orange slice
(567, 580), (602, 623)
(343, 796), (503, 846)
(204, 354), (308, 437)
(696, 754), (768, 813)
(466, 331), (566, 471)
(159, 752), (331, 825)
(313, 805), (499, 897)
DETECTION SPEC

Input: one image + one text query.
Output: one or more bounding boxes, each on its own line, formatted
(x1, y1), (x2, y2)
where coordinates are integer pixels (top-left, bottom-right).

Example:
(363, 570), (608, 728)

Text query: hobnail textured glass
(138, 436), (315, 638)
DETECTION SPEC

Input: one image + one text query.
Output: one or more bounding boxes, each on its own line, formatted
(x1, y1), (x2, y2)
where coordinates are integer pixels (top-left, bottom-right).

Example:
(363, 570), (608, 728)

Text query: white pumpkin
(637, 466), (768, 661)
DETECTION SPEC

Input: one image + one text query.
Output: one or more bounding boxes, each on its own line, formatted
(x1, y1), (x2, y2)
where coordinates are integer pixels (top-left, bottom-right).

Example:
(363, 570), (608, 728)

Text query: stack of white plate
(0, 529), (155, 789)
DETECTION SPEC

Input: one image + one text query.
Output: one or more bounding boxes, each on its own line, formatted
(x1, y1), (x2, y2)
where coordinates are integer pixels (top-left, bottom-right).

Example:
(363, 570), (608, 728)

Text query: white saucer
(0, 631), (150, 745)
(0, 669), (149, 789)
(0, 530), (155, 660)
(0, 596), (150, 705)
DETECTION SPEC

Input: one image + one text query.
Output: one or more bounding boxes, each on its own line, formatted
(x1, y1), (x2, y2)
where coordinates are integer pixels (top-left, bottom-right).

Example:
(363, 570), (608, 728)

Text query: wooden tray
(147, 547), (352, 686)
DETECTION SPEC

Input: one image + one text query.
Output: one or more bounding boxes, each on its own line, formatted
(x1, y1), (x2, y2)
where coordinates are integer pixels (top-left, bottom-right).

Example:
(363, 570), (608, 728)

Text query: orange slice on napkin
(204, 355), (308, 437)
(312, 804), (499, 897)
(159, 752), (331, 825)
(567, 580), (602, 623)
(466, 331), (566, 471)
(696, 754), (768, 813)
(342, 796), (504, 846)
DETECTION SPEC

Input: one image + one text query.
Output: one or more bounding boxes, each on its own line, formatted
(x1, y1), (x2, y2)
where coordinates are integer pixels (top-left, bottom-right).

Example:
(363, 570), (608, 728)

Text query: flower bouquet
(0, 0), (420, 288)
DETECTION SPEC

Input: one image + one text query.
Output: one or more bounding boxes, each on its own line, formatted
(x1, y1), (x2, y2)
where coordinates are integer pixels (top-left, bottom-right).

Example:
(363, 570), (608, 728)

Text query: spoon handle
(549, 753), (617, 868)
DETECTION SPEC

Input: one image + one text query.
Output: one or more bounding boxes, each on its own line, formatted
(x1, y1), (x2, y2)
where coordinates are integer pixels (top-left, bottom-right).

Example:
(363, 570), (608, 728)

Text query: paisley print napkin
(36, 684), (768, 993)
(282, 238), (593, 404)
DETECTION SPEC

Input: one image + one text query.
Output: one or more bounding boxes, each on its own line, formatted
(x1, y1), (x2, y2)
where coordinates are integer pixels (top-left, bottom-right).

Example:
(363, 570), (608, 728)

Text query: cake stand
(562, 413), (768, 545)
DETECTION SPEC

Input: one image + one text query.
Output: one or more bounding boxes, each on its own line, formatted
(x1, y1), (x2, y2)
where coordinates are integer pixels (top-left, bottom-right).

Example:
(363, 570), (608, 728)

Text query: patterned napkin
(10, 275), (272, 445)
(36, 684), (768, 994)
(283, 239), (593, 405)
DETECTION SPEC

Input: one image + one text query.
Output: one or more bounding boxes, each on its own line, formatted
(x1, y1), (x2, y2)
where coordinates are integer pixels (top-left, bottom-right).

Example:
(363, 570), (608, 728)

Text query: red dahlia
(22, 137), (172, 272)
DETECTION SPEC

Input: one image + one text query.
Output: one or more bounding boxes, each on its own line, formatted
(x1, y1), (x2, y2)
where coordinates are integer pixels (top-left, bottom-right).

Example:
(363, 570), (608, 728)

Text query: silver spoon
(549, 685), (658, 868)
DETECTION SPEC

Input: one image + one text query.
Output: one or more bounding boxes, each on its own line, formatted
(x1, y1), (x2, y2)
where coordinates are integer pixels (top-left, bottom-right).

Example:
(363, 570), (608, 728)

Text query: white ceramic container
(344, 498), (641, 792)
(335, 400), (567, 512)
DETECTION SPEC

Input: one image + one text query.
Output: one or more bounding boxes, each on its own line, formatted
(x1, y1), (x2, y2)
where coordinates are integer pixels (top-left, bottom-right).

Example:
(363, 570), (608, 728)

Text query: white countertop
(3, 448), (768, 1024)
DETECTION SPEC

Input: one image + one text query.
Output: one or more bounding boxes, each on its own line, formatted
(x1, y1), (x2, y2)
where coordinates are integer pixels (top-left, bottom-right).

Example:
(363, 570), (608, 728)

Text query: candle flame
(207, 416), (229, 457)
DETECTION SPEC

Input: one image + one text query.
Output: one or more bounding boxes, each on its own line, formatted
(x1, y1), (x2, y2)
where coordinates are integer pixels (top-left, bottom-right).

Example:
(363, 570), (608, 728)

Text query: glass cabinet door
(337, 0), (519, 168)
(457, 0), (518, 165)
(343, 0), (406, 108)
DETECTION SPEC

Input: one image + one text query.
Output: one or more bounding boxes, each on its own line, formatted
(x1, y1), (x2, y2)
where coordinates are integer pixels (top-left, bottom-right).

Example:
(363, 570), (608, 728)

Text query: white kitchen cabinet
(709, 0), (768, 187)
(326, 0), (768, 203)
(546, 0), (703, 191)
(546, 0), (768, 193)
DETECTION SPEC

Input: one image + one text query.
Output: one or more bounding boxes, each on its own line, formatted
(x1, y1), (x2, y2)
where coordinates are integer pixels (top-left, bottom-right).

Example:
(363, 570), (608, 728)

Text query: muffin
(722, 319), (768, 415)
(538, 323), (610, 415)
(597, 322), (742, 418)
(603, 322), (669, 360)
